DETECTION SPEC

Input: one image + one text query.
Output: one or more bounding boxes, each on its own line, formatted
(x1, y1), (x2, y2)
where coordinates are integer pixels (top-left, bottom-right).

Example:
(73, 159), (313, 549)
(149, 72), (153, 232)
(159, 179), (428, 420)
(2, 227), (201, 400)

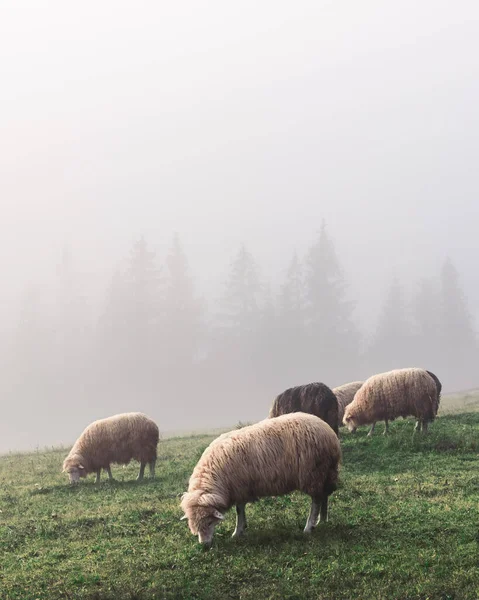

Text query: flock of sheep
(62, 366), (442, 547)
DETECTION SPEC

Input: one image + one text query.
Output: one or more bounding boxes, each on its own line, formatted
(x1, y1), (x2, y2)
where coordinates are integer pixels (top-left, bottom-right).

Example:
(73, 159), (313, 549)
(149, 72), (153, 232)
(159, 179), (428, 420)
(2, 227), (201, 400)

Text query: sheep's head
(342, 413), (357, 433)
(63, 456), (87, 484)
(180, 492), (226, 547)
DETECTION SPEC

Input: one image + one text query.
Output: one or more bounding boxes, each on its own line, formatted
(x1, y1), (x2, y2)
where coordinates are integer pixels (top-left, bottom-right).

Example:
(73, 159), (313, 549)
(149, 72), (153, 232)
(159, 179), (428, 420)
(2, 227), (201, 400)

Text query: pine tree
(440, 258), (475, 349)
(164, 234), (203, 367)
(279, 252), (304, 328)
(305, 222), (355, 334)
(414, 278), (440, 338)
(209, 244), (265, 416)
(439, 258), (477, 389)
(257, 282), (280, 382)
(126, 236), (162, 334)
(277, 252), (309, 383)
(98, 269), (130, 363)
(220, 244), (263, 336)
(97, 236), (162, 400)
(303, 222), (359, 382)
(412, 277), (441, 368)
(369, 276), (411, 372)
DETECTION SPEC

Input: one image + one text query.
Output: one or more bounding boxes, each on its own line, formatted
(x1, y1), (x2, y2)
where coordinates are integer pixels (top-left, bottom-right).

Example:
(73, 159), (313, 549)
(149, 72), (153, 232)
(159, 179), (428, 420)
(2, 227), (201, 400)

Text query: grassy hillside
(440, 389), (479, 414)
(1, 413), (479, 600)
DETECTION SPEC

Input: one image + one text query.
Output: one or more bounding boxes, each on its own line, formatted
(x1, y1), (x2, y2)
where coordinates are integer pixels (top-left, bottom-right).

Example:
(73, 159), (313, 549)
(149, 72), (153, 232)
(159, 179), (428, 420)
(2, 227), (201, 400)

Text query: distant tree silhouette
(411, 276), (442, 369)
(98, 269), (131, 371)
(303, 222), (360, 384)
(208, 244), (269, 421)
(368, 276), (412, 373)
(440, 258), (475, 349)
(98, 236), (163, 402)
(163, 234), (204, 368)
(125, 236), (163, 336)
(220, 244), (263, 337)
(256, 283), (280, 387)
(279, 252), (304, 328)
(277, 252), (309, 385)
(438, 258), (477, 389)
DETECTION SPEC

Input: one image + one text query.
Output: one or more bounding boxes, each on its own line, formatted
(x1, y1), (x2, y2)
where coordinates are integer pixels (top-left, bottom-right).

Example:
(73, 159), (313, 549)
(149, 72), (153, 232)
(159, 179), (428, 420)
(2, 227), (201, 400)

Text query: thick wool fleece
(181, 412), (341, 534)
(343, 368), (438, 427)
(269, 382), (339, 435)
(63, 412), (159, 475)
(333, 381), (364, 425)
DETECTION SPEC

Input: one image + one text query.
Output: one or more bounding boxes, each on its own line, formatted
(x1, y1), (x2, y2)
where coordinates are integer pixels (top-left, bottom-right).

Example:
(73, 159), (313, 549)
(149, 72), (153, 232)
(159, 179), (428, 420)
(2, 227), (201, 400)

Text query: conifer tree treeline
(366, 258), (477, 390)
(1, 225), (477, 450)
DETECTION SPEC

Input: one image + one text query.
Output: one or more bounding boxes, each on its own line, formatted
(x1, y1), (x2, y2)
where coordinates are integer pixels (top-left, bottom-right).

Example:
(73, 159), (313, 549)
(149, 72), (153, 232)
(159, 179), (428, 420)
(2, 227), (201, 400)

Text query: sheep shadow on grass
(207, 519), (391, 554)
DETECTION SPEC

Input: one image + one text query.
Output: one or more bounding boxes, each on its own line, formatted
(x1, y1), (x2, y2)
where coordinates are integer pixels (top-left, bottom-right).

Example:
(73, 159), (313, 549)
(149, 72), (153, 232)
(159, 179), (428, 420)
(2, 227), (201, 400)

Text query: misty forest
(1, 222), (476, 452)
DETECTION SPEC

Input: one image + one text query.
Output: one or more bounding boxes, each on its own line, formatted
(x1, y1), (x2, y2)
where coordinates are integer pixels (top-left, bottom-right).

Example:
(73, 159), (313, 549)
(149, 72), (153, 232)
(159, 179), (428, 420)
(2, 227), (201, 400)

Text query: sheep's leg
(415, 420), (422, 432)
(422, 420), (429, 434)
(319, 496), (329, 523)
(148, 459), (156, 479)
(137, 462), (146, 481)
(232, 504), (247, 538)
(95, 469), (101, 484)
(105, 466), (113, 481)
(367, 422), (376, 437)
(383, 419), (389, 435)
(304, 498), (321, 533)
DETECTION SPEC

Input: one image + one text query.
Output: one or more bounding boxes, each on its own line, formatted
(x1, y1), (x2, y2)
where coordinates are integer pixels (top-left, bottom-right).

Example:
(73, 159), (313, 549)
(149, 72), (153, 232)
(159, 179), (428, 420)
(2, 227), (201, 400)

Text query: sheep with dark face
(343, 368), (438, 436)
(180, 413), (341, 547)
(269, 382), (339, 435)
(63, 412), (159, 484)
(333, 381), (364, 427)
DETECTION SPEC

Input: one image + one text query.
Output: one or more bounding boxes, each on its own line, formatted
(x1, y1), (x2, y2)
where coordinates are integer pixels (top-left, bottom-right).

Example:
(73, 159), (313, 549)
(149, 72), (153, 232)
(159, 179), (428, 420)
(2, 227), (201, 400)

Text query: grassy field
(1, 412), (479, 600)
(440, 389), (479, 414)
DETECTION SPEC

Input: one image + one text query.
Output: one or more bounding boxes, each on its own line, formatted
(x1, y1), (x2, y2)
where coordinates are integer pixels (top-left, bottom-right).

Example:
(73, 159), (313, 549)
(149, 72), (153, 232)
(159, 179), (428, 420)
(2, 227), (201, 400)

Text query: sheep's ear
(213, 510), (225, 521)
(78, 464), (85, 470)
(180, 515), (188, 521)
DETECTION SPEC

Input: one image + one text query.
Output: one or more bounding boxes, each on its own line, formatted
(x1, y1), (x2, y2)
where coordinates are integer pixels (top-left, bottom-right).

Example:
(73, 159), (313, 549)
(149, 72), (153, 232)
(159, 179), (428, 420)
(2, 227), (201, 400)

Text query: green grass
(1, 415), (479, 600)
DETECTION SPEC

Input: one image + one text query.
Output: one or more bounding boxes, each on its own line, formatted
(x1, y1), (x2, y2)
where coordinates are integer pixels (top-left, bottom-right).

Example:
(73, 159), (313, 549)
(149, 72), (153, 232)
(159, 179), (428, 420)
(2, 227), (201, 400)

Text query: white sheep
(180, 413), (341, 546)
(333, 381), (364, 427)
(63, 412), (159, 484)
(343, 368), (439, 435)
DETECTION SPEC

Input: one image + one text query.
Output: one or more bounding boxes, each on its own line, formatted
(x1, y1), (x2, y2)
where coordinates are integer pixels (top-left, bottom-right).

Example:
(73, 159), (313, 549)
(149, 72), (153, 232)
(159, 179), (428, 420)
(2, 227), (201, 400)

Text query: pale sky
(1, 0), (479, 327)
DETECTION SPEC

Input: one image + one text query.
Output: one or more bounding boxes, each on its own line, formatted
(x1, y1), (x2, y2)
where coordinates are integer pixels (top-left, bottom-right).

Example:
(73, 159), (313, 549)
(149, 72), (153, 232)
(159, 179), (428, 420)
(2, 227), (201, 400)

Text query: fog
(1, 1), (479, 452)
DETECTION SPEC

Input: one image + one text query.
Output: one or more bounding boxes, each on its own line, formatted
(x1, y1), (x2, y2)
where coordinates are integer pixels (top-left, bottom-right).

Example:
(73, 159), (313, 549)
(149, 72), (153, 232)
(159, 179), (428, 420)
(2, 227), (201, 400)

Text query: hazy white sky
(1, 0), (479, 326)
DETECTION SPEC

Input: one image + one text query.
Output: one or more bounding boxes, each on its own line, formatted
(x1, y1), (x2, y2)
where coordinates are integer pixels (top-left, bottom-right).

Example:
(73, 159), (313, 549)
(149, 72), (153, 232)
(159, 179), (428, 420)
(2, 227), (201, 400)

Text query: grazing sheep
(269, 382), (339, 435)
(180, 412), (341, 547)
(333, 381), (364, 426)
(343, 368), (438, 436)
(63, 412), (159, 484)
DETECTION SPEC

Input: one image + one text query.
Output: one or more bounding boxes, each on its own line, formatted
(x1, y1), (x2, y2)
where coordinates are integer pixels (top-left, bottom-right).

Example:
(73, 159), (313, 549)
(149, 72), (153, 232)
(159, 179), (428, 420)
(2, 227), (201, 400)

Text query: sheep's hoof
(303, 527), (314, 534)
(232, 529), (245, 539)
